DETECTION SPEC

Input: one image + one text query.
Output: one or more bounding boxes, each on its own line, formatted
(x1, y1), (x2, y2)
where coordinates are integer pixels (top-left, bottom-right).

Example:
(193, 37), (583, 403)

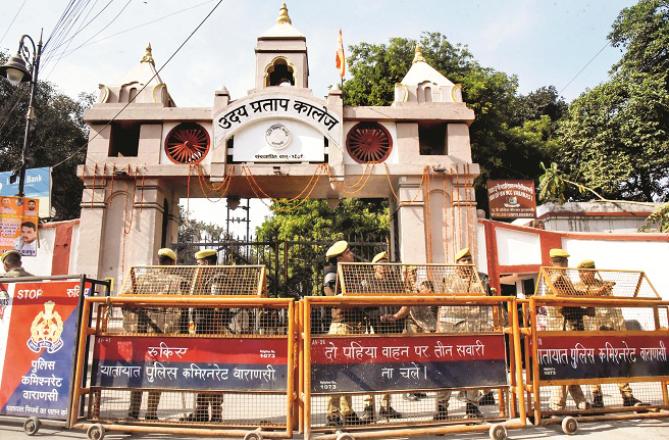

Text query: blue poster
(0, 168), (51, 218)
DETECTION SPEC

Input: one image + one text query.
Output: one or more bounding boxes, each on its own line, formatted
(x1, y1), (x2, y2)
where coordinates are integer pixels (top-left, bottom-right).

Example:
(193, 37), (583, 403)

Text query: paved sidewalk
(0, 418), (668, 440)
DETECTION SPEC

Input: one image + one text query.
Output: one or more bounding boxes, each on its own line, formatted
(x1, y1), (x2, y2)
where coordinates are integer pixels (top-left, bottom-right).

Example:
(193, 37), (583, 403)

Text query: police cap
(195, 249), (217, 260)
(325, 240), (349, 259)
(157, 248), (177, 261)
(549, 248), (570, 259)
(577, 259), (595, 269)
(371, 251), (388, 264)
(454, 247), (471, 262)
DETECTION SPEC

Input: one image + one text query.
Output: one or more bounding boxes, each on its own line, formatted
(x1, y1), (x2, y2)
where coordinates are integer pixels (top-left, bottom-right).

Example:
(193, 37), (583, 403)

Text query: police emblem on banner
(27, 301), (64, 353)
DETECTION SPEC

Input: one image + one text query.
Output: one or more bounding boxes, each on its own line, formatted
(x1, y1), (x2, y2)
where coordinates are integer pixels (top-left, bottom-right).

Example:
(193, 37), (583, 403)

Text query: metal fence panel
(70, 296), (295, 439)
(302, 295), (526, 439)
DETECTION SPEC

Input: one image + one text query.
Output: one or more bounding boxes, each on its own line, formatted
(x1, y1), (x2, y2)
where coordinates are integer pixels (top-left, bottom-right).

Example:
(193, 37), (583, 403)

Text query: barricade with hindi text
(524, 267), (669, 433)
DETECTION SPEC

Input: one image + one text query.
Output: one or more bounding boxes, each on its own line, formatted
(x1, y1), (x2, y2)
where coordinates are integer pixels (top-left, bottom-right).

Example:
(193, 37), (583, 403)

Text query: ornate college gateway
(76, 3), (480, 286)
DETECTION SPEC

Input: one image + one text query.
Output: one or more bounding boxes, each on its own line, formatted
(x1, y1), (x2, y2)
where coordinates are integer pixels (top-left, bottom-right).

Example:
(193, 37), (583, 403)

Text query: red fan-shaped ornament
(164, 123), (210, 164)
(346, 122), (393, 164)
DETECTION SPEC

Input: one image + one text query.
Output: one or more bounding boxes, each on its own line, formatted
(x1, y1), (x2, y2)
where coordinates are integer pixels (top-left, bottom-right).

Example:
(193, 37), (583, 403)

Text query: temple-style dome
(97, 43), (175, 106)
(394, 45), (462, 104)
(259, 2), (304, 39)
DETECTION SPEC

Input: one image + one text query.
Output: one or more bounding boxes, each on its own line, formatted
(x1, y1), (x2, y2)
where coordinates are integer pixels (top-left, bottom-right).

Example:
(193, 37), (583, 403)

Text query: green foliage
(256, 198), (389, 242)
(343, 32), (563, 211)
(0, 49), (93, 220)
(642, 202), (669, 232)
(553, 0), (669, 203)
(256, 199), (389, 296)
(609, 0), (669, 76)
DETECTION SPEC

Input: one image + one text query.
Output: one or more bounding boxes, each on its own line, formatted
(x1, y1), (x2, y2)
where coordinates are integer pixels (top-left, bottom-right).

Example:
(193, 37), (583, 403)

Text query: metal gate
(173, 236), (388, 298)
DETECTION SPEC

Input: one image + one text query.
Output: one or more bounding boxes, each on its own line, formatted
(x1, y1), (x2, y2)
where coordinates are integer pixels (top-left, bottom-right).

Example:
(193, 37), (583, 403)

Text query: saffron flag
(336, 29), (345, 79)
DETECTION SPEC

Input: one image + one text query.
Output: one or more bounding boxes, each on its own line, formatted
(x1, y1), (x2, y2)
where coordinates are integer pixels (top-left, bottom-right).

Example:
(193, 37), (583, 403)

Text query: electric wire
(59, 0), (216, 59)
(45, 0), (132, 71)
(46, 0), (113, 54)
(0, 0), (27, 48)
(42, 0), (104, 78)
(558, 41), (611, 96)
(51, 0), (225, 170)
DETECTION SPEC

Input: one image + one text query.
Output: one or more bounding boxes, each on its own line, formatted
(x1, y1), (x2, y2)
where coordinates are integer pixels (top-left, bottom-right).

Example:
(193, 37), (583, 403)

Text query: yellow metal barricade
(301, 294), (526, 440)
(69, 276), (296, 439)
(337, 262), (485, 295)
(526, 266), (669, 433)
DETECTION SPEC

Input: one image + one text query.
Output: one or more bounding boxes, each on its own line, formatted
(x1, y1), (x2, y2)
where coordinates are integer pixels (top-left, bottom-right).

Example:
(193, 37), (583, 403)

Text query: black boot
(379, 405), (402, 419)
(592, 394), (604, 409)
(358, 406), (376, 424)
(326, 414), (343, 427)
(343, 411), (369, 425)
(433, 404), (448, 421)
(465, 403), (483, 419)
(479, 391), (496, 406)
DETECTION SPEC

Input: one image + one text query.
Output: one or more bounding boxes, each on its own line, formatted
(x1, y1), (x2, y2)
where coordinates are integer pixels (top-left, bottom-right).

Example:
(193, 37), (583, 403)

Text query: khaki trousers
(327, 322), (355, 417)
(435, 389), (479, 409)
(591, 383), (634, 399)
(549, 385), (587, 410)
(128, 390), (161, 418)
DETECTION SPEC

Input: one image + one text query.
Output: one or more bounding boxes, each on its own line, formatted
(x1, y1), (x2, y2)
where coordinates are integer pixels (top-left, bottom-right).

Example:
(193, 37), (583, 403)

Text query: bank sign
(487, 179), (536, 219)
(0, 167), (51, 218)
(213, 94), (341, 163)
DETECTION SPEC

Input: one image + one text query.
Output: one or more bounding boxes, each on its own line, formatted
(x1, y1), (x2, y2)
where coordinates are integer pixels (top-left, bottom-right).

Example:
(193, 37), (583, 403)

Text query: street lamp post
(0, 31), (43, 197)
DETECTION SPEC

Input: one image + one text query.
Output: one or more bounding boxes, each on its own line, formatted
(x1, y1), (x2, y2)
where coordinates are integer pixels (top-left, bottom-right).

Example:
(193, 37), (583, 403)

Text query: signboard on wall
(487, 179), (536, 219)
(0, 167), (51, 218)
(0, 279), (85, 421)
(0, 196), (40, 257)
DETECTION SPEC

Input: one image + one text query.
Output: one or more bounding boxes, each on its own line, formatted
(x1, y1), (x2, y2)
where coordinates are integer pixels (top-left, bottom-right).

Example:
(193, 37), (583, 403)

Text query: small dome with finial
(260, 1), (304, 38)
(401, 43), (453, 87)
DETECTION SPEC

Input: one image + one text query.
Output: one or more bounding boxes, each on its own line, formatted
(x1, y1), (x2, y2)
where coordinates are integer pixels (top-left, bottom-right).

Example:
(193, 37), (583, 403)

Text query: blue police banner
(0, 279), (85, 421)
(310, 334), (508, 393)
(537, 335), (669, 381)
(0, 167), (51, 218)
(93, 336), (288, 392)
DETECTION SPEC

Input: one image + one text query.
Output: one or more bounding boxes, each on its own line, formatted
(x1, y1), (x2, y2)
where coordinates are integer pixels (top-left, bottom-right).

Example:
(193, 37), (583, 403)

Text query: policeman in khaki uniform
(186, 249), (230, 422)
(1, 250), (33, 278)
(434, 247), (490, 420)
(543, 249), (590, 411)
(575, 259), (644, 408)
(360, 251), (402, 422)
(323, 240), (368, 427)
(122, 248), (186, 420)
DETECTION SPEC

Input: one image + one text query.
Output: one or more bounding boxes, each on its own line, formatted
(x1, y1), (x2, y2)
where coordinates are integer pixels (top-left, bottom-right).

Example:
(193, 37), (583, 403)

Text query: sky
(0, 0), (638, 236)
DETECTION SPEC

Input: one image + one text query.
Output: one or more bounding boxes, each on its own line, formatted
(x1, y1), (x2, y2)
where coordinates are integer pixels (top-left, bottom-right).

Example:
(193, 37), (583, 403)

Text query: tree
(538, 161), (669, 232)
(256, 198), (388, 243)
(552, 0), (669, 203)
(256, 198), (389, 296)
(343, 32), (563, 211)
(0, 49), (93, 220)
